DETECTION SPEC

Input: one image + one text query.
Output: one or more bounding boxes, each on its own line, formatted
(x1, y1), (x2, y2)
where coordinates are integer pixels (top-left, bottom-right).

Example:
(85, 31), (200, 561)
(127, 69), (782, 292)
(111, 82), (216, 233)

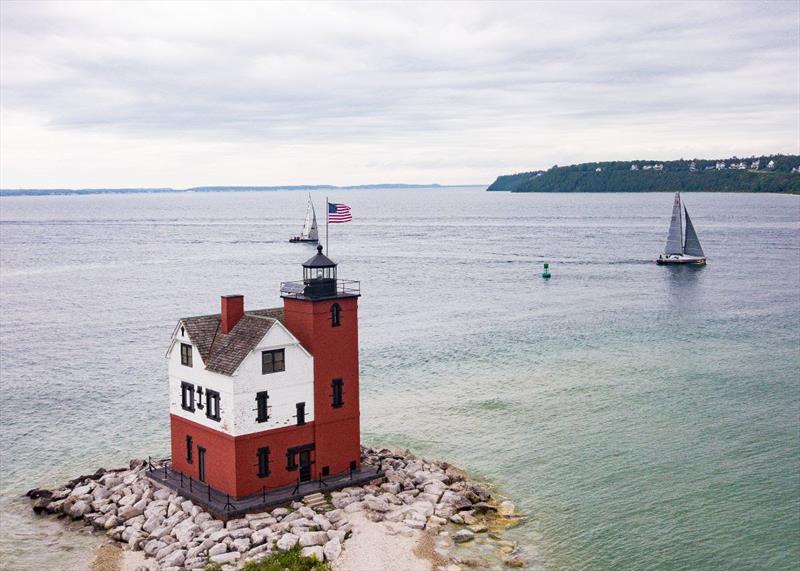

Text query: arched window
(330, 303), (341, 327)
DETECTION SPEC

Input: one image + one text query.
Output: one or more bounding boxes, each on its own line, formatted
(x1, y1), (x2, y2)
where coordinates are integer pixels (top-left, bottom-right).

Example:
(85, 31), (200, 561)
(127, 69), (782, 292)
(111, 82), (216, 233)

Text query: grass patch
(239, 544), (329, 571)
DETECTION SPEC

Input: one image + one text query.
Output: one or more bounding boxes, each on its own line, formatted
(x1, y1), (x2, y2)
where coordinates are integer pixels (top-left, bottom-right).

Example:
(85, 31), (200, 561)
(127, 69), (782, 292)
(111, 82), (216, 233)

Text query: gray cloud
(1, 0), (798, 187)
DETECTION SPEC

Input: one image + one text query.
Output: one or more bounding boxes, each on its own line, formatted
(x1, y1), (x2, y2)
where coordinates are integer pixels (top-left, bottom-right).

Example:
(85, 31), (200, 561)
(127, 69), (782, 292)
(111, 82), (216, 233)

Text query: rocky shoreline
(27, 446), (528, 570)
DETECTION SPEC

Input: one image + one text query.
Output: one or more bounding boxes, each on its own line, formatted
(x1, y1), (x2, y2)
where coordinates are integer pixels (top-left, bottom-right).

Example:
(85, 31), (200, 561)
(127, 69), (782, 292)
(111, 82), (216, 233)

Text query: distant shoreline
(0, 184), (483, 198)
(488, 155), (800, 194)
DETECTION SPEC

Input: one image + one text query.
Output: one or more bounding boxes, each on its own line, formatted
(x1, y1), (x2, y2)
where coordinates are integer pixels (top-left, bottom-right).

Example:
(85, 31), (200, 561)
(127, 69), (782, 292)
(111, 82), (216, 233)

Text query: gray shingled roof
(180, 308), (287, 376)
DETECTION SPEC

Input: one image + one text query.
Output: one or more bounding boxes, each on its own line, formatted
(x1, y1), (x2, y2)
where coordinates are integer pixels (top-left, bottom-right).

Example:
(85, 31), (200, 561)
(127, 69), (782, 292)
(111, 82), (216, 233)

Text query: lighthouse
(161, 246), (365, 506)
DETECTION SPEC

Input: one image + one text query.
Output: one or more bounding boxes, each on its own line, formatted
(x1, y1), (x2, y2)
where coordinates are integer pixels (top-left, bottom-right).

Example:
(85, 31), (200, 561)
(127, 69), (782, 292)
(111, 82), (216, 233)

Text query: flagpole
(326, 196), (329, 255)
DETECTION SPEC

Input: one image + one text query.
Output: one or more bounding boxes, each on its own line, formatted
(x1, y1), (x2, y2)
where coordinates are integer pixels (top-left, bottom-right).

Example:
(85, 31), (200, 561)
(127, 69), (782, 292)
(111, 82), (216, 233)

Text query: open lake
(1, 188), (798, 570)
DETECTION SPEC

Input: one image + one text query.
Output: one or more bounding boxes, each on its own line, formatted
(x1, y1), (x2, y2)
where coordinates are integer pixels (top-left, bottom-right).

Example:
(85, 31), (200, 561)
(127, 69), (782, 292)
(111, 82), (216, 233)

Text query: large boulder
(453, 529), (475, 543)
(276, 533), (299, 551)
(364, 496), (391, 513)
(68, 500), (92, 519)
(299, 531), (329, 547)
(117, 504), (144, 521)
(323, 537), (342, 561)
(301, 545), (324, 561)
(210, 551), (241, 564)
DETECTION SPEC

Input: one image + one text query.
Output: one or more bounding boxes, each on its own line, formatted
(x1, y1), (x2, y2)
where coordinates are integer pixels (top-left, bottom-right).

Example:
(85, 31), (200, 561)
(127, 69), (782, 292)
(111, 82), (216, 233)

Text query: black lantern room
(302, 245), (337, 298)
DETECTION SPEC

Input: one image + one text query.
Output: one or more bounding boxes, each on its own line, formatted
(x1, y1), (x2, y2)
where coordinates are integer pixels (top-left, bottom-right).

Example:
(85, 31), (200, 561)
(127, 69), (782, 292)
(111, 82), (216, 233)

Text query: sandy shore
(91, 513), (435, 571)
(88, 542), (154, 571)
(331, 512), (432, 571)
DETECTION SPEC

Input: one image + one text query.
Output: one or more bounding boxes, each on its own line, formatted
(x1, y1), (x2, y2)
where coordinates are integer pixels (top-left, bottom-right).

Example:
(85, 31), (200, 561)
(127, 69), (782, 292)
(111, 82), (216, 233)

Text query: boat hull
(656, 255), (706, 265)
(289, 237), (319, 243)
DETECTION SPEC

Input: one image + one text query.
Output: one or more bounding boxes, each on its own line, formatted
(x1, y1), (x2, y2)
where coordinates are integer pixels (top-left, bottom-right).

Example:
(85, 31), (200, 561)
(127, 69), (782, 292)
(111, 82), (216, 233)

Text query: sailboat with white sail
(656, 192), (706, 265)
(289, 194), (320, 243)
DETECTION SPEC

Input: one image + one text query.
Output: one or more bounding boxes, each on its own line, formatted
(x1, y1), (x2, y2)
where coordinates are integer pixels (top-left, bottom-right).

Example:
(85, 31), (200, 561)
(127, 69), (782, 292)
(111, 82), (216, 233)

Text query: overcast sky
(1, 1), (798, 188)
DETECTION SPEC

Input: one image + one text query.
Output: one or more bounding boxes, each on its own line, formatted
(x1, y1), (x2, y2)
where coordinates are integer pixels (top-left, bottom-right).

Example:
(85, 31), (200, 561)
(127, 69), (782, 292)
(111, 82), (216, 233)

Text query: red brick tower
(281, 245), (361, 479)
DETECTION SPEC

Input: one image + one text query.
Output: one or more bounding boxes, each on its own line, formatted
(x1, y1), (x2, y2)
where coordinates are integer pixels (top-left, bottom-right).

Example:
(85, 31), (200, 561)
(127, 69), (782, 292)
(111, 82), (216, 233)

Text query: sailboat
(657, 192), (706, 265)
(289, 195), (319, 243)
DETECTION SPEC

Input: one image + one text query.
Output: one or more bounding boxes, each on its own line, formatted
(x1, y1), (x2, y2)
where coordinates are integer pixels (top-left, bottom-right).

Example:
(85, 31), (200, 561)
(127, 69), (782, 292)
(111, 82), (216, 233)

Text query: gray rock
(201, 519), (224, 532)
(71, 484), (94, 497)
(233, 537), (251, 552)
(271, 507), (289, 518)
(180, 500), (194, 513)
(276, 533), (298, 551)
(230, 527), (253, 539)
(300, 545), (324, 561)
(453, 529), (475, 543)
(69, 500), (92, 519)
(312, 514), (331, 531)
(299, 531), (328, 547)
(249, 517), (274, 531)
(298, 506), (316, 519)
(323, 537), (342, 561)
(209, 529), (229, 543)
(153, 488), (172, 501)
(118, 493), (138, 508)
(343, 501), (363, 513)
(208, 543), (227, 556)
(143, 539), (166, 556)
(364, 496), (390, 512)
(118, 504), (144, 521)
(246, 543), (271, 559)
(142, 515), (164, 533)
(381, 482), (401, 494)
(210, 551), (241, 564)
(155, 541), (182, 560)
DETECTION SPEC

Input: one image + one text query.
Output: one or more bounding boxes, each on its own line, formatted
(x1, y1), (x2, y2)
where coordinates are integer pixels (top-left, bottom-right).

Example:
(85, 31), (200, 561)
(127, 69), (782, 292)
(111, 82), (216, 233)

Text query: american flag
(328, 202), (352, 223)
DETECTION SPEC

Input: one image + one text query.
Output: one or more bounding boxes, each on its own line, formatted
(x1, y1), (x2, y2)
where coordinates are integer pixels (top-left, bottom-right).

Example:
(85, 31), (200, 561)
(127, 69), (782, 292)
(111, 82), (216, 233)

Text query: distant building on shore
(631, 164), (639, 171)
(751, 160), (760, 170)
(767, 160), (776, 169)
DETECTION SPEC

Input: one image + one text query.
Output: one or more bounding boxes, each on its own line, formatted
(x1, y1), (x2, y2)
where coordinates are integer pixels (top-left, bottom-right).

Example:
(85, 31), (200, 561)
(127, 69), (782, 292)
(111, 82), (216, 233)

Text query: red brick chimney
(220, 295), (244, 334)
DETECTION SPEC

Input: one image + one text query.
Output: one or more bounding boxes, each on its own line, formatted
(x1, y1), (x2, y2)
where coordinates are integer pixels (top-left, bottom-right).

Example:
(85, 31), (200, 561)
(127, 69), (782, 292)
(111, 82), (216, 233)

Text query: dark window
(185, 435), (193, 464)
(256, 391), (270, 423)
(331, 379), (344, 408)
(206, 389), (221, 421)
(296, 402), (306, 425)
(287, 450), (298, 471)
(321, 466), (330, 477)
(257, 447), (270, 478)
(262, 349), (285, 374)
(181, 382), (195, 412)
(331, 303), (341, 327)
(198, 447), (206, 482)
(180, 343), (193, 367)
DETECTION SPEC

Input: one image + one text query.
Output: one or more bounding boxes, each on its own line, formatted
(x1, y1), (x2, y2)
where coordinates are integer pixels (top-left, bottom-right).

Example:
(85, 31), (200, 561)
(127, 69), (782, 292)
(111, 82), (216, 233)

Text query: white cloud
(1, 0), (798, 187)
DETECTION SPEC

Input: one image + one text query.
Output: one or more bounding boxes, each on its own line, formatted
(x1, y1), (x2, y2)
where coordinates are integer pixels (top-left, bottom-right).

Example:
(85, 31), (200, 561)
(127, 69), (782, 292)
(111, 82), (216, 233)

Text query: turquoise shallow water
(0, 189), (798, 570)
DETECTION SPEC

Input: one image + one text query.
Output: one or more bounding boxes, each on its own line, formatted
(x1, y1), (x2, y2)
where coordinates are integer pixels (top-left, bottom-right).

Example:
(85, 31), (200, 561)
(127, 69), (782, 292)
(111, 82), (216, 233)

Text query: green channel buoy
(542, 263), (551, 279)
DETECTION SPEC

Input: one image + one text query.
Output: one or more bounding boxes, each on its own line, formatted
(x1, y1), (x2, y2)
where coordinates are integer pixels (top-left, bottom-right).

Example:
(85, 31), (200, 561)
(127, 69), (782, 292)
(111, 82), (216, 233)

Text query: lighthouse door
(299, 450), (312, 482)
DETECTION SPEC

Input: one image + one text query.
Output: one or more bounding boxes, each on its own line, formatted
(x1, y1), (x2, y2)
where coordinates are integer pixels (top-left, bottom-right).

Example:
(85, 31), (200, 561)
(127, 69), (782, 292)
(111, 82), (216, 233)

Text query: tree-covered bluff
(488, 155), (800, 193)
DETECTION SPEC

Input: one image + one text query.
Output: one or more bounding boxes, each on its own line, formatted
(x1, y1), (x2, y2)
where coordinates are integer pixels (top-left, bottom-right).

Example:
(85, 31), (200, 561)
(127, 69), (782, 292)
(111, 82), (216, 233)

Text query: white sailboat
(289, 195), (320, 243)
(657, 192), (706, 265)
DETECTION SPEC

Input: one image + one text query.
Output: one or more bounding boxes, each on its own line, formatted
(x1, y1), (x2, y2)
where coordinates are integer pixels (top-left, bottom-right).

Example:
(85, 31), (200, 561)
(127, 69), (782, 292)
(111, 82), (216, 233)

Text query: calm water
(0, 188), (798, 570)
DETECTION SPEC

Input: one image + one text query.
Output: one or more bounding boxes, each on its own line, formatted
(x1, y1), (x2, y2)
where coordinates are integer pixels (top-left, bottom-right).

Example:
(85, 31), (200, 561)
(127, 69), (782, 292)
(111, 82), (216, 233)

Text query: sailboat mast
(326, 196), (329, 255)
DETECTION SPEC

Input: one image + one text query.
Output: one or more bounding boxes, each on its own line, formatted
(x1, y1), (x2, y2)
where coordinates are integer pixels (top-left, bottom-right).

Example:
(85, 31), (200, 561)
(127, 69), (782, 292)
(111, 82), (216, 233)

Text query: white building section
(166, 315), (314, 437)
